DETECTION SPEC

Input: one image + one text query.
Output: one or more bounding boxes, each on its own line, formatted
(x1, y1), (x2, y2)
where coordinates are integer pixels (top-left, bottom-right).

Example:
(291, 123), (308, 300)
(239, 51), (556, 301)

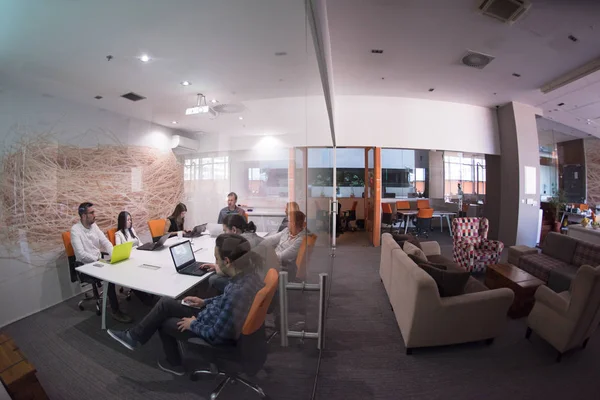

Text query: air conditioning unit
(478, 0), (531, 24)
(170, 135), (199, 154)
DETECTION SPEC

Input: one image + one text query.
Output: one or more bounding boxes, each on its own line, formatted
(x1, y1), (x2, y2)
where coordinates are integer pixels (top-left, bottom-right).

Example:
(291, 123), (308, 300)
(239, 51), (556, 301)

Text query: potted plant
(548, 190), (567, 232)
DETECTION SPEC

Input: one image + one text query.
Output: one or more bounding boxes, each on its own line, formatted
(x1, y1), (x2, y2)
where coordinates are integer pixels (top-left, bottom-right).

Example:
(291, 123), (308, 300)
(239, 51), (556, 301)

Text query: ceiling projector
(185, 93), (209, 115)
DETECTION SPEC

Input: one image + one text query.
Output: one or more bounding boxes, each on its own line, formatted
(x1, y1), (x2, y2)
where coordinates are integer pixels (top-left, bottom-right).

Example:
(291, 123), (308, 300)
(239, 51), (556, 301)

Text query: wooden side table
(485, 264), (544, 318)
(0, 333), (49, 400)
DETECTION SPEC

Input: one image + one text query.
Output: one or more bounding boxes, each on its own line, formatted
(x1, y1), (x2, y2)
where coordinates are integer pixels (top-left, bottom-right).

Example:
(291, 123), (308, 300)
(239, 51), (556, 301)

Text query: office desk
(399, 211), (456, 235)
(77, 235), (217, 330)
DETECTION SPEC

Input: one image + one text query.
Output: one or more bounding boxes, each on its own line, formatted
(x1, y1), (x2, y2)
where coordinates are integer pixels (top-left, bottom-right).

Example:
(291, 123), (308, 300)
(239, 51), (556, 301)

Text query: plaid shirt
(189, 272), (264, 345)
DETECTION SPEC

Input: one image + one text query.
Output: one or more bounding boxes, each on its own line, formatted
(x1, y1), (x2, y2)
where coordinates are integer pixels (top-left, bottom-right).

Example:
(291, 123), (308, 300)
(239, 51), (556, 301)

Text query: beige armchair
(526, 265), (600, 362)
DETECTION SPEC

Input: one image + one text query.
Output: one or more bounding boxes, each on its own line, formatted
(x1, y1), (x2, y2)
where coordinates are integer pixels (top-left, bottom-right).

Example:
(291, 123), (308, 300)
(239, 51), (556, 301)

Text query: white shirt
(70, 222), (113, 264)
(115, 228), (143, 247)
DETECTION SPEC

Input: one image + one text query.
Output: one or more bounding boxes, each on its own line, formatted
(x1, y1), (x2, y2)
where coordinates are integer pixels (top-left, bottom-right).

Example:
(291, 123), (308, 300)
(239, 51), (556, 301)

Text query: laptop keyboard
(181, 262), (206, 276)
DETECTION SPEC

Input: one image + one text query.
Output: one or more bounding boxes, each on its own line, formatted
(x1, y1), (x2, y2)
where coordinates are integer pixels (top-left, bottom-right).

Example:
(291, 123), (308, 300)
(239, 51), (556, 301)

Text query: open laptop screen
(169, 241), (195, 270)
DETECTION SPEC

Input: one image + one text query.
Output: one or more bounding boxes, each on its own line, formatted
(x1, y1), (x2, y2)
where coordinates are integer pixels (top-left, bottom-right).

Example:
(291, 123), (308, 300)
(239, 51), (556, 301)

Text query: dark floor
(4, 230), (600, 400)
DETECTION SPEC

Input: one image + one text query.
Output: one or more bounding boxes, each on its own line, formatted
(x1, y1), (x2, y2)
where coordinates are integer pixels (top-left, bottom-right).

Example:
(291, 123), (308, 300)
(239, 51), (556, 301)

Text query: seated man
(262, 210), (306, 281)
(70, 202), (132, 323)
(217, 192), (245, 224)
(107, 234), (264, 376)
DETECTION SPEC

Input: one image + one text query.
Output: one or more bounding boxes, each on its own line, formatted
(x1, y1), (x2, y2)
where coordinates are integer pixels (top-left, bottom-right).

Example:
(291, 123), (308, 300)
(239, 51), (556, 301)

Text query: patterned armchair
(452, 217), (504, 273)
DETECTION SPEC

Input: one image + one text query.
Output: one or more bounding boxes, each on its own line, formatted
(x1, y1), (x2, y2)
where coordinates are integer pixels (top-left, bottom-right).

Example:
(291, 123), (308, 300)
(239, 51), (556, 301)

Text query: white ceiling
(326, 0), (600, 136)
(0, 0), (324, 136)
(1, 0), (600, 140)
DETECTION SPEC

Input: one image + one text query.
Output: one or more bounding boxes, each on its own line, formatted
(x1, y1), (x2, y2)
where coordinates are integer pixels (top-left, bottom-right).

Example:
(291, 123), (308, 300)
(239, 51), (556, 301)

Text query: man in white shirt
(262, 211), (306, 281)
(71, 202), (132, 323)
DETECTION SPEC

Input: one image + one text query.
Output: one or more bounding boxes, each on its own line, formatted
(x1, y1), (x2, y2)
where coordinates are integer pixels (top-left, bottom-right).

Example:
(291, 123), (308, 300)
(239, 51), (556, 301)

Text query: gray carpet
(4, 230), (600, 399)
(315, 231), (600, 400)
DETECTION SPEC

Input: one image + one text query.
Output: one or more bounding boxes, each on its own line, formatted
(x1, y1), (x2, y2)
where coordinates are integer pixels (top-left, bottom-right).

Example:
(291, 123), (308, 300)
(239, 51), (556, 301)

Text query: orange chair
(342, 201), (359, 231)
(381, 203), (397, 232)
(106, 228), (117, 246)
(62, 231), (102, 315)
(296, 233), (318, 281)
(414, 208), (434, 238)
(189, 269), (279, 399)
(396, 201), (411, 229)
(148, 219), (166, 242)
(417, 199), (430, 209)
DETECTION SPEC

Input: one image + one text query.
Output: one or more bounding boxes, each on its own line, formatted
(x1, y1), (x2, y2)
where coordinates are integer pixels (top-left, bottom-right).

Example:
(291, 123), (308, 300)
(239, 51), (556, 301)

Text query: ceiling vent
(121, 92), (146, 102)
(461, 50), (495, 69)
(478, 0), (531, 24)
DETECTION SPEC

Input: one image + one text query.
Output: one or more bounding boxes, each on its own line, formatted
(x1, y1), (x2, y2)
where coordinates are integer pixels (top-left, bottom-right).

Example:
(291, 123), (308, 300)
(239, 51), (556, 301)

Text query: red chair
(452, 217), (503, 273)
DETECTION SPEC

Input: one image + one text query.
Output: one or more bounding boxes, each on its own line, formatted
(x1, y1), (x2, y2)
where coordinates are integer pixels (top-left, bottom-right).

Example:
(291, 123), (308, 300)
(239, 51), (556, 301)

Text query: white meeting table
(77, 235), (218, 330)
(397, 211), (457, 235)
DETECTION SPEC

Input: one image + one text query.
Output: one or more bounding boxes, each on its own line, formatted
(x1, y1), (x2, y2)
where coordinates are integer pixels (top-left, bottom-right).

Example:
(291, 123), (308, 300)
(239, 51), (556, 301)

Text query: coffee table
(484, 263), (544, 319)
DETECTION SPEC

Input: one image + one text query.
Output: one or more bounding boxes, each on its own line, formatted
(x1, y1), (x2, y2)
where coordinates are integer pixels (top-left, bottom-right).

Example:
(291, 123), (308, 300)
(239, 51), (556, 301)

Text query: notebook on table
(169, 240), (209, 277)
(104, 241), (133, 264)
(137, 234), (169, 251)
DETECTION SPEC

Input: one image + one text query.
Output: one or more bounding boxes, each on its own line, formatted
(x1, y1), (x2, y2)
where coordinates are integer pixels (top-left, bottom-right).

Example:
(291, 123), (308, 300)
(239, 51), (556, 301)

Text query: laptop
(184, 223), (207, 238)
(206, 223), (223, 238)
(169, 240), (208, 277)
(137, 234), (170, 251)
(107, 241), (133, 264)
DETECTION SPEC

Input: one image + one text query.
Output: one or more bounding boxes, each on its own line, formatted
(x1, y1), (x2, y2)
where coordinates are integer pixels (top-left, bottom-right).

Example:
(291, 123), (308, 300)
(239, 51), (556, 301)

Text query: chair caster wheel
(78, 304), (84, 311)
(119, 287), (124, 293)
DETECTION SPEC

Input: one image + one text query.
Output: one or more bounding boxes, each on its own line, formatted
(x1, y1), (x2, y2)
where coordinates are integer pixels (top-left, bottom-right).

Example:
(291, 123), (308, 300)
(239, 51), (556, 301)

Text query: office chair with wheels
(314, 200), (329, 231)
(148, 219), (166, 242)
(188, 269), (279, 399)
(416, 199), (430, 209)
(413, 208), (434, 238)
(62, 231), (102, 316)
(342, 201), (358, 231)
(395, 200), (411, 230)
(381, 203), (397, 233)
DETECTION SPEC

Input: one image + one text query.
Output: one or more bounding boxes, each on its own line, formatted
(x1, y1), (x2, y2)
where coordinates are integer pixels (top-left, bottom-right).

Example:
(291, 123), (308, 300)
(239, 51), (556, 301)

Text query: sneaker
(157, 358), (186, 376)
(111, 310), (133, 324)
(107, 329), (138, 351)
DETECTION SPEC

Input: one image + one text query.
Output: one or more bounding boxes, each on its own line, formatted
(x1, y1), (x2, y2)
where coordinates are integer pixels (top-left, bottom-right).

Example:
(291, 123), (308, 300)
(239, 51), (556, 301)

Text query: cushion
(541, 232), (578, 264)
(403, 241), (427, 263)
(418, 263), (470, 297)
(547, 266), (579, 293)
(572, 241), (600, 267)
(519, 253), (572, 282)
(407, 254), (447, 270)
(427, 254), (463, 271)
(392, 233), (422, 250)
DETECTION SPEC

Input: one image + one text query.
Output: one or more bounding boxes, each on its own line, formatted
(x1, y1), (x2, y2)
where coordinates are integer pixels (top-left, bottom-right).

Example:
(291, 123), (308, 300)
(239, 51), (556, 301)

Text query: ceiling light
(275, 51), (287, 56)
(181, 81), (191, 86)
(172, 121), (178, 124)
(512, 73), (521, 77)
(239, 116), (243, 120)
(139, 54), (151, 63)
(428, 88), (435, 92)
(94, 95), (103, 100)
(371, 49), (384, 54)
(568, 35), (578, 42)
(211, 99), (217, 103)
(558, 102), (565, 106)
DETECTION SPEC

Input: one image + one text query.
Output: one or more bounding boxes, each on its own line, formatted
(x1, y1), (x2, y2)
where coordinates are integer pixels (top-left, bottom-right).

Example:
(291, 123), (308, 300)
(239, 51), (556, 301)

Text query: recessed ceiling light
(171, 121), (178, 124)
(94, 95), (103, 100)
(139, 54), (150, 63)
(558, 102), (565, 106)
(239, 116), (243, 120)
(371, 49), (384, 54)
(428, 88), (435, 92)
(211, 99), (217, 103)
(568, 35), (578, 42)
(275, 51), (287, 56)
(181, 81), (191, 86)
(512, 73), (521, 77)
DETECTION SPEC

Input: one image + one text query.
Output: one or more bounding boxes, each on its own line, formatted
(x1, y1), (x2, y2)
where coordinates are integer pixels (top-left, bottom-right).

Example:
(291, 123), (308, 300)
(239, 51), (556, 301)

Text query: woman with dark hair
(115, 211), (143, 247)
(222, 214), (262, 247)
(164, 203), (189, 234)
(107, 234), (264, 376)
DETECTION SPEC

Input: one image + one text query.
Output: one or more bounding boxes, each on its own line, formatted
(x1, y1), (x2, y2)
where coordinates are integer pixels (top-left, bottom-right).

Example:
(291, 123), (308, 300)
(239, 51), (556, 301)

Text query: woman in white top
(115, 211), (143, 247)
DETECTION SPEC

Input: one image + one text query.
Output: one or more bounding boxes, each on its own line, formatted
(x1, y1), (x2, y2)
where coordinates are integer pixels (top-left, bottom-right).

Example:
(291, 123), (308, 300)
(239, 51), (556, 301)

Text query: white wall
(0, 89), (177, 328)
(334, 96), (500, 155)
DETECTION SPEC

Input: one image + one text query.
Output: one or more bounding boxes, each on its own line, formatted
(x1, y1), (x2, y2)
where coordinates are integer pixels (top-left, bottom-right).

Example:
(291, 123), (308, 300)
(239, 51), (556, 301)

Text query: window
(444, 153), (485, 196)
(184, 156), (229, 181)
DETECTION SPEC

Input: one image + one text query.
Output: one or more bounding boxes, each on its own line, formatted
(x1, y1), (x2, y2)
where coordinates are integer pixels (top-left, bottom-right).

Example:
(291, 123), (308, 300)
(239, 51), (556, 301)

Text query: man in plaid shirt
(107, 234), (264, 376)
